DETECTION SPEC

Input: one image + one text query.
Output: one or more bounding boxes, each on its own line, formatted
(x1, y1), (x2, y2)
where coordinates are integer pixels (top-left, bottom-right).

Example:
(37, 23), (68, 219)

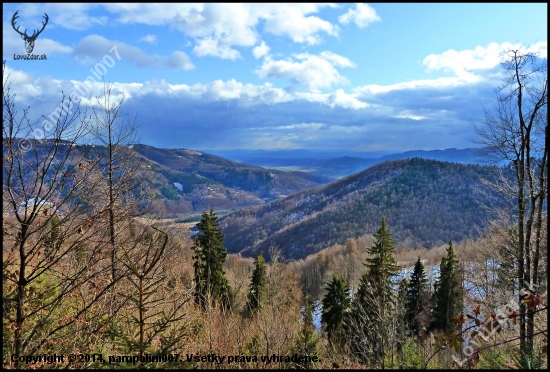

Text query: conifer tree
(43, 213), (63, 260)
(191, 209), (232, 310)
(321, 274), (350, 344)
(396, 278), (410, 364)
(364, 218), (400, 301)
(348, 217), (399, 366)
(429, 240), (462, 334)
(246, 253), (267, 315)
(292, 301), (320, 369)
(406, 257), (429, 338)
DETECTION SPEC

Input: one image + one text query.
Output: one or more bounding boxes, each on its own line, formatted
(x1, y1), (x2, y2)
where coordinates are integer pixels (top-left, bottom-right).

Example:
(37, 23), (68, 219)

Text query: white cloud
(7, 4), (344, 61)
(394, 112), (427, 120)
(354, 41), (547, 99)
(423, 43), (504, 80)
(353, 43), (549, 97)
(276, 123), (326, 130)
(258, 3), (338, 45)
(103, 3), (260, 59)
(423, 42), (548, 81)
(40, 4), (339, 58)
(133, 79), (294, 105)
(138, 34), (158, 44)
(3, 64), (489, 151)
(13, 3), (109, 30)
(255, 52), (355, 91)
(72, 35), (194, 70)
(193, 37), (241, 60)
(355, 77), (467, 96)
(327, 89), (368, 109)
(338, 3), (380, 28)
(2, 65), (35, 86)
(252, 41), (270, 59)
(165, 51), (195, 70)
(526, 41), (547, 58)
(317, 51), (356, 67)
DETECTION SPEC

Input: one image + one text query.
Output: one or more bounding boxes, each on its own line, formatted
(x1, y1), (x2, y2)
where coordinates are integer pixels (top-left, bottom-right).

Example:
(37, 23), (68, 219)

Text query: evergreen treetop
(364, 217), (400, 300)
(192, 209), (232, 310)
(246, 253), (268, 314)
(347, 217), (399, 366)
(321, 274), (351, 343)
(429, 240), (462, 334)
(406, 257), (429, 337)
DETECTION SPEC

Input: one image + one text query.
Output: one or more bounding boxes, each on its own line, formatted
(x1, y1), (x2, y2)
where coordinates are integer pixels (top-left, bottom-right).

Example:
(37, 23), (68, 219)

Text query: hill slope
(4, 140), (332, 217)
(219, 158), (508, 260)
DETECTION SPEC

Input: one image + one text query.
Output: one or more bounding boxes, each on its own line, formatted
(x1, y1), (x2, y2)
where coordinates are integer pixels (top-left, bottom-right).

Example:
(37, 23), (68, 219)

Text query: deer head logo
(11, 10), (49, 54)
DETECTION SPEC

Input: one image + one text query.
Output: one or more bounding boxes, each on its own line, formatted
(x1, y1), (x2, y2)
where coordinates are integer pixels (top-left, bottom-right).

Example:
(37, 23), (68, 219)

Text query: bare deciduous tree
(3, 63), (120, 368)
(474, 48), (547, 359)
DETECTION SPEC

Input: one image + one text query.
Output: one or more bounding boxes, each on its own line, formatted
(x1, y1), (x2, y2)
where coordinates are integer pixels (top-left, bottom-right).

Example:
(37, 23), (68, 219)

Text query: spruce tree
(406, 257), (429, 338)
(348, 217), (399, 366)
(364, 218), (400, 302)
(396, 278), (410, 365)
(191, 209), (232, 310)
(321, 274), (350, 344)
(429, 240), (462, 334)
(292, 301), (320, 369)
(246, 253), (267, 315)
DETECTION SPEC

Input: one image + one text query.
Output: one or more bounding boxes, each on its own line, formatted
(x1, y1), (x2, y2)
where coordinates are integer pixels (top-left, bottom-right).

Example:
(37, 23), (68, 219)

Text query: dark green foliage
(321, 274), (350, 343)
(406, 257), (429, 338)
(245, 253), (268, 315)
(292, 301), (320, 369)
(363, 218), (400, 301)
(395, 278), (410, 364)
(429, 240), (462, 334)
(160, 185), (179, 200)
(348, 218), (399, 366)
(158, 170), (216, 193)
(191, 209), (232, 310)
(43, 213), (63, 260)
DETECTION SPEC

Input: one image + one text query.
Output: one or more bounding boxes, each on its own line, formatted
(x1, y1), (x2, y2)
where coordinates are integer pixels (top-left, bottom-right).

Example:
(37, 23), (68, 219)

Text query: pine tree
(348, 217), (399, 366)
(245, 253), (267, 315)
(406, 257), (429, 338)
(191, 209), (232, 310)
(429, 240), (462, 334)
(321, 274), (350, 344)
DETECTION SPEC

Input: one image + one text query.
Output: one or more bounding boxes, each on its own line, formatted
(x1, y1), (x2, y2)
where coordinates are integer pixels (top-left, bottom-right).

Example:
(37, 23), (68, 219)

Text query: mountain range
(7, 140), (508, 260)
(204, 147), (491, 179)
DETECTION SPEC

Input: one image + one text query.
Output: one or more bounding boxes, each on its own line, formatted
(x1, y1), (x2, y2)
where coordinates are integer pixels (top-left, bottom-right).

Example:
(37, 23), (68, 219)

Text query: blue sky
(3, 3), (547, 152)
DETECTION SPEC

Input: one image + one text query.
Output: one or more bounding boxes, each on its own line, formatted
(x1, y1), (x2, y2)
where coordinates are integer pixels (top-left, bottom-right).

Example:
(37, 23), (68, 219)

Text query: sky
(3, 3), (547, 152)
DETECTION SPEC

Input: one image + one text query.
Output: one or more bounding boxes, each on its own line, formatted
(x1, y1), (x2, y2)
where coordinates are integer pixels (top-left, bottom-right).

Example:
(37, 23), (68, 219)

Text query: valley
(6, 140), (509, 260)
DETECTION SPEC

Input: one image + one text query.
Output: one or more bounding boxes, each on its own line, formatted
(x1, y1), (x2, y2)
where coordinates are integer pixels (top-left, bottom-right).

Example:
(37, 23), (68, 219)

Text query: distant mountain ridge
(219, 158), (509, 260)
(202, 148), (490, 179)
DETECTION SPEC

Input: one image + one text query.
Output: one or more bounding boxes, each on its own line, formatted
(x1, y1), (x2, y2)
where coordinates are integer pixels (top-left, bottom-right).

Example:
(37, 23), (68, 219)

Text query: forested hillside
(2, 140), (332, 216)
(220, 158), (509, 260)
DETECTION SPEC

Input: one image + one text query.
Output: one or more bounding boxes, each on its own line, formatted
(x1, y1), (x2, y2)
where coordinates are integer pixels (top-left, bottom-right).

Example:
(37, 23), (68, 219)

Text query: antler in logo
(12, 10), (49, 54)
